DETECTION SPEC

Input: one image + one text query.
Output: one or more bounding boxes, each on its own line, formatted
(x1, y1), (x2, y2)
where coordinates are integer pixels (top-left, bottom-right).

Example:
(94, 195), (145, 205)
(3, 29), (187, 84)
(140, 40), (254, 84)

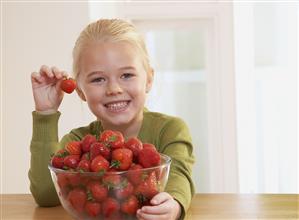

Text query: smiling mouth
(104, 101), (130, 112)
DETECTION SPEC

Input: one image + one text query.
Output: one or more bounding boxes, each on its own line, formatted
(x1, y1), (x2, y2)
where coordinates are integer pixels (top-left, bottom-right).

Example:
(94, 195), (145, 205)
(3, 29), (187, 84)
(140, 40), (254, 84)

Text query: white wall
(234, 2), (298, 193)
(3, 1), (235, 194)
(2, 1), (297, 194)
(2, 2), (92, 193)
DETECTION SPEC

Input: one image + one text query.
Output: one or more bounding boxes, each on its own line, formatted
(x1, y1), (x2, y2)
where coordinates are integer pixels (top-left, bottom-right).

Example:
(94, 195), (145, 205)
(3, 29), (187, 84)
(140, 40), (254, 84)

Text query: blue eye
(91, 77), (105, 83)
(121, 73), (134, 79)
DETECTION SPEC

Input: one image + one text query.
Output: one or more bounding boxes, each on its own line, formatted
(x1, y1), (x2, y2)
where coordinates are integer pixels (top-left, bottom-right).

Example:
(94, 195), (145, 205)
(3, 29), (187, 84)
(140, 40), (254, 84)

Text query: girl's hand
(31, 65), (67, 112)
(136, 192), (181, 220)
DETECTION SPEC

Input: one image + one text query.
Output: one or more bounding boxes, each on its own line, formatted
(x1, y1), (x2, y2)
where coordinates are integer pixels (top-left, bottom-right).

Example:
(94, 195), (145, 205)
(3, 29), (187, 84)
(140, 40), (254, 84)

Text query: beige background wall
(2, 2), (297, 194)
(2, 2), (93, 193)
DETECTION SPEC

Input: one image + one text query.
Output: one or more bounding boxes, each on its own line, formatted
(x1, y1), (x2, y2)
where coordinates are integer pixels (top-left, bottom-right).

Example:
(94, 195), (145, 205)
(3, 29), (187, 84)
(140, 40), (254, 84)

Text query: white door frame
(116, 1), (238, 192)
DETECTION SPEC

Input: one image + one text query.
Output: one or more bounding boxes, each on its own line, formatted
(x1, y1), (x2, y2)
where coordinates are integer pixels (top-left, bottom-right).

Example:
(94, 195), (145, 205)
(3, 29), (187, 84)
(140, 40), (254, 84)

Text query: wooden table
(1, 194), (298, 219)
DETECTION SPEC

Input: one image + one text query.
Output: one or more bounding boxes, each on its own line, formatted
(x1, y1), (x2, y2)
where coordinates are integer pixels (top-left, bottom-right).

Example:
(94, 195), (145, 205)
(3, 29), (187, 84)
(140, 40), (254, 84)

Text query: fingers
(31, 65), (69, 82)
(139, 198), (171, 215)
(139, 204), (169, 215)
(51, 66), (68, 79)
(138, 192), (172, 215)
(137, 211), (167, 220)
(31, 71), (43, 83)
(40, 65), (54, 78)
(137, 193), (180, 220)
(150, 192), (171, 205)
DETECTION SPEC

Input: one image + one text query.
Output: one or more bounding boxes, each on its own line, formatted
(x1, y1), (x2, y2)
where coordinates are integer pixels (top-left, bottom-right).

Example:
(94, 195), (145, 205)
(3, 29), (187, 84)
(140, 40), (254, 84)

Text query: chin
(102, 115), (132, 126)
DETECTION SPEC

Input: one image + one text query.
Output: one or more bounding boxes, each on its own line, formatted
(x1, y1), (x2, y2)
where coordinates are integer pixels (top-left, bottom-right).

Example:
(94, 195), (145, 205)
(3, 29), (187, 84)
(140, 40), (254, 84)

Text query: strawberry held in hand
(61, 77), (77, 94)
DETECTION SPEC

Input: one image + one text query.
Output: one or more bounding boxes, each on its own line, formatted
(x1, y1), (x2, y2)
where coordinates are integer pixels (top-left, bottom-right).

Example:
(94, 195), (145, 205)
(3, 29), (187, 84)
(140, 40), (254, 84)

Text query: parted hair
(72, 19), (151, 79)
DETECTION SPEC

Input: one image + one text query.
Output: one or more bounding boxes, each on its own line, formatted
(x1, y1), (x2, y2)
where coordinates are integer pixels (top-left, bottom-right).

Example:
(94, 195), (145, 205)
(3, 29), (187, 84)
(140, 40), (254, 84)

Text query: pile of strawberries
(50, 130), (167, 220)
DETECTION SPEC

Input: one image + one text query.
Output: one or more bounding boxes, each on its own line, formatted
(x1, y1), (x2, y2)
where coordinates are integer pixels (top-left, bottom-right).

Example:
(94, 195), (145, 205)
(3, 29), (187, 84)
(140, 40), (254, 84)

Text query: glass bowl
(48, 153), (171, 220)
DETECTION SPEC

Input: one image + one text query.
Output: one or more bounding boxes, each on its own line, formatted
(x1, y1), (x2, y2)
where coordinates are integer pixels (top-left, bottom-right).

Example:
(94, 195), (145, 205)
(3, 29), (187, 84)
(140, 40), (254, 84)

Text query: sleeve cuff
(172, 193), (188, 220)
(32, 111), (61, 141)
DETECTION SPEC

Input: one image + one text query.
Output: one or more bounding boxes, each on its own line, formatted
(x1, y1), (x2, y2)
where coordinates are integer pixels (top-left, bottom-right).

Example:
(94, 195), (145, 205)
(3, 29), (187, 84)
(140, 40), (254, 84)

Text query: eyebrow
(87, 71), (104, 78)
(87, 66), (136, 78)
(119, 66), (136, 71)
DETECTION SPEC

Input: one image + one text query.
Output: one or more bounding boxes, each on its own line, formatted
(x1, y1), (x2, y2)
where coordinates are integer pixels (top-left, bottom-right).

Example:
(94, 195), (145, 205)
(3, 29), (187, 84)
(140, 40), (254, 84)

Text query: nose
(106, 79), (123, 96)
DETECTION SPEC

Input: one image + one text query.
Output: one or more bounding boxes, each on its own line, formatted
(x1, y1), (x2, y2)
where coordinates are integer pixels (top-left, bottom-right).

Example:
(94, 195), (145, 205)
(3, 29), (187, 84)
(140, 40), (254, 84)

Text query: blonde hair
(72, 19), (151, 79)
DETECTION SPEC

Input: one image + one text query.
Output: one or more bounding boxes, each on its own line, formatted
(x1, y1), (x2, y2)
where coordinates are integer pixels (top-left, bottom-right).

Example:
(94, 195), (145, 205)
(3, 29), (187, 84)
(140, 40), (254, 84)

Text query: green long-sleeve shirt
(29, 109), (195, 219)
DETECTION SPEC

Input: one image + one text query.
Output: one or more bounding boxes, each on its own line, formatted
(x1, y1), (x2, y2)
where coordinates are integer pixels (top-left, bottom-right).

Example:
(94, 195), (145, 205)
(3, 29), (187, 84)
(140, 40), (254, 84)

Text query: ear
(76, 86), (86, 101)
(146, 68), (154, 93)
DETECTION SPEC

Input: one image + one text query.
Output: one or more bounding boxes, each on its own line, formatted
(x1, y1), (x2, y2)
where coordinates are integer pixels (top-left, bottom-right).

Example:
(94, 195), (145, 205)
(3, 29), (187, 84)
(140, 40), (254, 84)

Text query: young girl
(29, 19), (195, 220)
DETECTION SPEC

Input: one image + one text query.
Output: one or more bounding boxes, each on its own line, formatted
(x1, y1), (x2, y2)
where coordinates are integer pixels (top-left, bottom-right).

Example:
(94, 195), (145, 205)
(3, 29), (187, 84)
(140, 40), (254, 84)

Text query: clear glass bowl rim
(48, 153), (171, 175)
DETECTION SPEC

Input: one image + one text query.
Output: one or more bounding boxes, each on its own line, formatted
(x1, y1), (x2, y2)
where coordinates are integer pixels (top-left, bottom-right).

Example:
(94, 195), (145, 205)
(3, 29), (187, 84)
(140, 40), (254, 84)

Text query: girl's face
(77, 41), (152, 128)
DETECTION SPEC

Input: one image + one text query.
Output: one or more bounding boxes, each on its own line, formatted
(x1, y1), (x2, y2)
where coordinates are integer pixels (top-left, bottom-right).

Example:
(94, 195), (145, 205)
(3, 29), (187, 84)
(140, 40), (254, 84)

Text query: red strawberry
(111, 148), (133, 171)
(85, 201), (101, 217)
(127, 164), (146, 186)
(51, 156), (64, 169)
(143, 143), (156, 150)
(100, 130), (124, 149)
(67, 188), (87, 212)
(121, 195), (139, 215)
(125, 137), (143, 159)
(61, 77), (77, 94)
(51, 149), (69, 168)
(77, 160), (91, 172)
(87, 181), (108, 202)
(90, 142), (111, 161)
(102, 174), (122, 189)
(57, 173), (71, 197)
(114, 179), (134, 200)
(103, 212), (123, 220)
(63, 155), (80, 169)
(102, 197), (120, 217)
(66, 173), (81, 187)
(81, 134), (97, 152)
(65, 141), (82, 155)
(90, 155), (109, 173)
(138, 147), (161, 168)
(81, 152), (90, 161)
(135, 171), (158, 200)
(56, 148), (70, 156)
(57, 173), (69, 189)
(107, 167), (118, 172)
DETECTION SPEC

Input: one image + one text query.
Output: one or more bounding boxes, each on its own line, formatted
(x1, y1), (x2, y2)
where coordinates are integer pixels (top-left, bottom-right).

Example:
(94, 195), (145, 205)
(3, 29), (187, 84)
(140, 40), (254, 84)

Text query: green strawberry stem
(110, 160), (120, 168)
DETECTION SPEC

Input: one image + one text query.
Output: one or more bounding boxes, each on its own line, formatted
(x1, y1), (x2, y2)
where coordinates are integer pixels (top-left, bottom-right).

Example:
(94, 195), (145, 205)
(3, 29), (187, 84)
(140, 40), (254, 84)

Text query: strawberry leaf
(110, 160), (120, 168)
(87, 190), (94, 201)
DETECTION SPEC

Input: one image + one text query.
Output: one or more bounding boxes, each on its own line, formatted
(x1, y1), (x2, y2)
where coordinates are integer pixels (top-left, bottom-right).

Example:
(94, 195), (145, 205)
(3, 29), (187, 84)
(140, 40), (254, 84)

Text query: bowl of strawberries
(48, 130), (171, 220)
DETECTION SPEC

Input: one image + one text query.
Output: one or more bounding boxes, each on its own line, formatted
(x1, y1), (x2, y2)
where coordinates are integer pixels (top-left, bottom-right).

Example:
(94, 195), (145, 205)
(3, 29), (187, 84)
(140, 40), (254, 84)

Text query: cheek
(129, 82), (147, 97)
(80, 85), (102, 103)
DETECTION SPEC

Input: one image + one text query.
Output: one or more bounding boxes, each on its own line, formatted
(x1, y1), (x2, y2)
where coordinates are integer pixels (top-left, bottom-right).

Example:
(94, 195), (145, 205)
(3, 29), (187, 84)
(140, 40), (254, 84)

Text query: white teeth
(106, 101), (128, 111)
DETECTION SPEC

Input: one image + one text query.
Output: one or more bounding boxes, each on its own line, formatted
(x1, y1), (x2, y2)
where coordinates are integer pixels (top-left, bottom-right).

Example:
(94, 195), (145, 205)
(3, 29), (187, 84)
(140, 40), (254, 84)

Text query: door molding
(116, 1), (238, 192)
